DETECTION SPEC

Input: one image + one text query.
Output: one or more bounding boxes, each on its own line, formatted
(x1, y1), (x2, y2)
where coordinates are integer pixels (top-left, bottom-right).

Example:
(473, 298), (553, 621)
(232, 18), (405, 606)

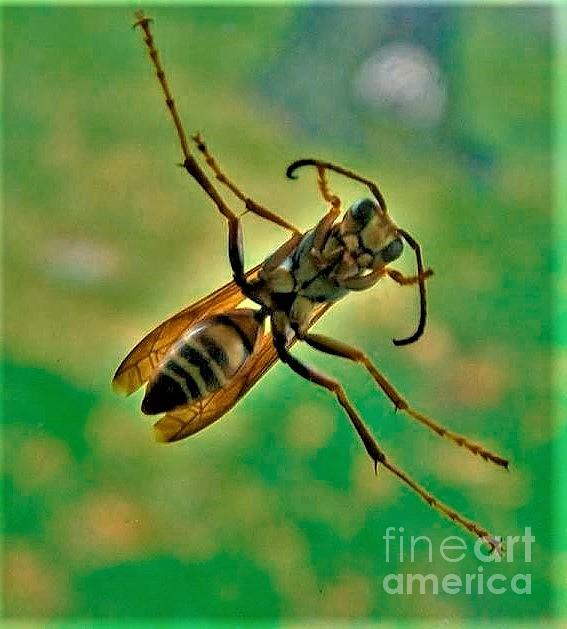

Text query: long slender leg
(273, 330), (502, 550)
(300, 332), (509, 469)
(134, 14), (253, 289)
(192, 133), (301, 235)
(274, 331), (386, 468)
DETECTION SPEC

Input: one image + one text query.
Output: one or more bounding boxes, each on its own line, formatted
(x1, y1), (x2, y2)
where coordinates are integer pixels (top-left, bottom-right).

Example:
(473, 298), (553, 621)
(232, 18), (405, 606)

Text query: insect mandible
(113, 12), (509, 552)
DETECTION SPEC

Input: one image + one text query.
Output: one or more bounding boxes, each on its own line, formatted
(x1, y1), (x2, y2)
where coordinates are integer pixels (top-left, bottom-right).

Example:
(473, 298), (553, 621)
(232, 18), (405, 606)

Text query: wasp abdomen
(141, 309), (263, 415)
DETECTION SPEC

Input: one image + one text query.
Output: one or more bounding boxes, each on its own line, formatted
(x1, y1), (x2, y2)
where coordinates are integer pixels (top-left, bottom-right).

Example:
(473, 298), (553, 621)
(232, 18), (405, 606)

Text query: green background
(2, 4), (561, 623)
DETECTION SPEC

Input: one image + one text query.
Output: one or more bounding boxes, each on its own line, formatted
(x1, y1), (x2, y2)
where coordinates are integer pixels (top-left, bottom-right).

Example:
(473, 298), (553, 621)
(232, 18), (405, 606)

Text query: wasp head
(340, 198), (403, 269)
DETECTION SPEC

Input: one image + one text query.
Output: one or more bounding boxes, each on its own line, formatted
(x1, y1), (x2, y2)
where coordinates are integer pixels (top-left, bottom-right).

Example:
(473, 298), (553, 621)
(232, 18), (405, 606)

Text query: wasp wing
(153, 331), (279, 442)
(112, 264), (262, 396)
(152, 303), (332, 443)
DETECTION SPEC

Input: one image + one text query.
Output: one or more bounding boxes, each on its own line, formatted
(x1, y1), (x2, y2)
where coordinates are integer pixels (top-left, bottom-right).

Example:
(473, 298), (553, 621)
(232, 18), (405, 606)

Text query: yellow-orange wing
(112, 264), (262, 396)
(152, 303), (332, 443)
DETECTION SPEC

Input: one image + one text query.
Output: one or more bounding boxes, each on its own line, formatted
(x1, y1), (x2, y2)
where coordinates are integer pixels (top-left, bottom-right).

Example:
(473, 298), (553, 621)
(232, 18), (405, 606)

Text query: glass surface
(2, 5), (560, 623)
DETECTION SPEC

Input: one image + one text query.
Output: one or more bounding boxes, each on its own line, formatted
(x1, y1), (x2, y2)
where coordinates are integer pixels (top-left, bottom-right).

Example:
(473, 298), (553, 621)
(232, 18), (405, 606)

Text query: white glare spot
(354, 43), (446, 127)
(42, 238), (120, 284)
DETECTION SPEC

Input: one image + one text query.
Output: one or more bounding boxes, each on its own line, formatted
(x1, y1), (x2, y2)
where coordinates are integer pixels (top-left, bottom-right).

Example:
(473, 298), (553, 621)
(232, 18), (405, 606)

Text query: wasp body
(114, 13), (509, 551)
(141, 309), (263, 416)
(140, 195), (405, 418)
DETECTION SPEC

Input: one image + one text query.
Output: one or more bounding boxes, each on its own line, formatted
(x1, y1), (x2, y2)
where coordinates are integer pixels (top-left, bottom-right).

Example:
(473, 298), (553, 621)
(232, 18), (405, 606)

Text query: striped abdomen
(141, 309), (263, 415)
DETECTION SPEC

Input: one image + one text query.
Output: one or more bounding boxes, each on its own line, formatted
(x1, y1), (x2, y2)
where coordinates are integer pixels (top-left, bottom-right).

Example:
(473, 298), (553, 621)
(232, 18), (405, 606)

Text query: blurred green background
(2, 5), (559, 623)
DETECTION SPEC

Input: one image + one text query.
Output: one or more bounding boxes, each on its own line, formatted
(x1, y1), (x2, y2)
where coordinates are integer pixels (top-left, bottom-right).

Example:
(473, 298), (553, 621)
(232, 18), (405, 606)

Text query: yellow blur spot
(285, 402), (336, 453)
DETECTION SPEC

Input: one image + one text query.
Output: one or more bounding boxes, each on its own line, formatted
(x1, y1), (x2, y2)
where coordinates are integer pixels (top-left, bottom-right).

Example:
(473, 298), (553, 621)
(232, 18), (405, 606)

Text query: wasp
(114, 12), (509, 551)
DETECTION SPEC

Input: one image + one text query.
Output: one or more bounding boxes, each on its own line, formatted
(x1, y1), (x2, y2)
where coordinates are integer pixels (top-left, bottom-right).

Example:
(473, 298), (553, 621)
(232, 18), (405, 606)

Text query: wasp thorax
(340, 198), (402, 268)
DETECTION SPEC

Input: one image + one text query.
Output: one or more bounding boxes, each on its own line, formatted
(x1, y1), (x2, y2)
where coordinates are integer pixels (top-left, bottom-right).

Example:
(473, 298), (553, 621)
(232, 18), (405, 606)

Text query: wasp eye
(381, 237), (403, 263)
(350, 198), (377, 227)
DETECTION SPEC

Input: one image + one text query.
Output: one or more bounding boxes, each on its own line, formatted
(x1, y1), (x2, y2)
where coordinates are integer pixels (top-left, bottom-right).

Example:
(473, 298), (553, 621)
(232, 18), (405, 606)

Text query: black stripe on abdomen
(215, 315), (254, 353)
(167, 360), (202, 400)
(198, 332), (230, 375)
(179, 343), (221, 391)
(142, 370), (189, 415)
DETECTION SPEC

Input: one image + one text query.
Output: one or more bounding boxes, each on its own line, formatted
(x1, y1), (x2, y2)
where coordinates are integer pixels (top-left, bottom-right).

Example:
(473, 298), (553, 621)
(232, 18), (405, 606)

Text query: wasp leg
(307, 165), (342, 264)
(387, 268), (434, 286)
(287, 158), (388, 214)
(309, 207), (342, 269)
(273, 330), (386, 468)
(315, 165), (341, 208)
(135, 15), (258, 292)
(340, 267), (385, 291)
(135, 13), (193, 168)
(300, 332), (509, 469)
(191, 133), (301, 235)
(273, 329), (501, 550)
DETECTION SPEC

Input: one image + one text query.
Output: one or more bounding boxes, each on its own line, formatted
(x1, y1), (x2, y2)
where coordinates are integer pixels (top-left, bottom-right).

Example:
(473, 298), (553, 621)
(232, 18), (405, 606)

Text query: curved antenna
(286, 158), (388, 213)
(393, 229), (428, 346)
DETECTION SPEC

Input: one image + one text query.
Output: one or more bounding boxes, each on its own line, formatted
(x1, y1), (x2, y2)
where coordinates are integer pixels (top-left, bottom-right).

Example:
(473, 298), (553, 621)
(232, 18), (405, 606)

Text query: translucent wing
(153, 331), (279, 442)
(152, 303), (332, 443)
(112, 264), (262, 396)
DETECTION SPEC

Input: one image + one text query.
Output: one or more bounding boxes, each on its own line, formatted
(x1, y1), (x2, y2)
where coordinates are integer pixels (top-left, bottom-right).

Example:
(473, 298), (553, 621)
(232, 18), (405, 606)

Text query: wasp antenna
(286, 159), (317, 180)
(393, 229), (428, 346)
(286, 158), (388, 212)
